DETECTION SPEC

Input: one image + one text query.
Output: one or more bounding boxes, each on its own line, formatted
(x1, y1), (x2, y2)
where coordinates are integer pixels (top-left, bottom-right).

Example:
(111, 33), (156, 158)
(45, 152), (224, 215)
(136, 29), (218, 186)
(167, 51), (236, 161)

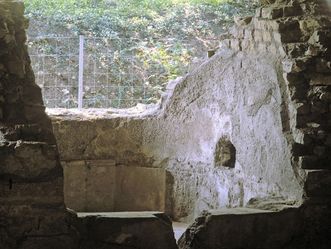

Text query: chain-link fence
(28, 36), (165, 108)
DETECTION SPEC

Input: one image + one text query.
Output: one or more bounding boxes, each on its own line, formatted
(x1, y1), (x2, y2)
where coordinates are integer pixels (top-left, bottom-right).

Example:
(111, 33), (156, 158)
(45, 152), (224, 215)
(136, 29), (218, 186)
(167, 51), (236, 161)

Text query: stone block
(290, 86), (309, 101)
(316, 59), (331, 73)
(283, 4), (303, 17)
(63, 160), (89, 212)
(0, 141), (59, 179)
(311, 100), (328, 113)
(241, 39), (254, 51)
(229, 27), (244, 39)
(278, 20), (303, 43)
(296, 102), (311, 115)
(301, 156), (330, 170)
(254, 30), (264, 42)
(219, 39), (230, 49)
(305, 170), (331, 197)
(255, 8), (262, 18)
(303, 130), (327, 144)
(262, 30), (272, 42)
(14, 124), (44, 141)
(243, 28), (254, 40)
(86, 162), (116, 212)
(63, 160), (116, 212)
(313, 145), (327, 156)
(229, 39), (241, 51)
(309, 30), (331, 47)
(178, 208), (302, 249)
(253, 18), (266, 30)
(310, 74), (331, 86)
(77, 212), (178, 249)
(0, 177), (63, 206)
(292, 142), (311, 156)
(0, 207), (74, 239)
(115, 166), (167, 212)
(64, 162), (168, 213)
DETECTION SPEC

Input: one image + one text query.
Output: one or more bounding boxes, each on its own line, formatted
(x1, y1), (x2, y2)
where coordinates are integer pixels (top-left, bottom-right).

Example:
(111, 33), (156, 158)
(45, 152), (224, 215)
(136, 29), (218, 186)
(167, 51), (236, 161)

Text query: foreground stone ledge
(74, 211), (178, 249)
(178, 207), (303, 249)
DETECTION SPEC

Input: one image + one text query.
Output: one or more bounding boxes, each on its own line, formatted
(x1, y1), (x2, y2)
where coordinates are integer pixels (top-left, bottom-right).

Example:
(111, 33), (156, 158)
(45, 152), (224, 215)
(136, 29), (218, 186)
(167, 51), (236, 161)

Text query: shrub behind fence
(28, 36), (165, 108)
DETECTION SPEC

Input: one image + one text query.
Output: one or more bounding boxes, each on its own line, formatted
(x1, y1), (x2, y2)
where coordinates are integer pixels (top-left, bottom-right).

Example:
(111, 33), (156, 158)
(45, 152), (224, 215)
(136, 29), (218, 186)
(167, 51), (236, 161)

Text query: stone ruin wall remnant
(51, 0), (331, 221)
(0, 0), (330, 248)
(0, 2), (77, 248)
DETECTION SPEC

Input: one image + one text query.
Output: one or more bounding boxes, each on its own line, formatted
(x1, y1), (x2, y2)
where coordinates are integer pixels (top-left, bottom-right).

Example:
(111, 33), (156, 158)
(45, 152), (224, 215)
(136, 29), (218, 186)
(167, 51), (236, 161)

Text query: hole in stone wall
(9, 179), (13, 190)
(214, 137), (236, 168)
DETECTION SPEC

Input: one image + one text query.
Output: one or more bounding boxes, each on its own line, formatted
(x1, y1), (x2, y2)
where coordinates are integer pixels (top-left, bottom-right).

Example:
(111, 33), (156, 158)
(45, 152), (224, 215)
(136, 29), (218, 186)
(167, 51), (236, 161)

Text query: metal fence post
(78, 35), (84, 109)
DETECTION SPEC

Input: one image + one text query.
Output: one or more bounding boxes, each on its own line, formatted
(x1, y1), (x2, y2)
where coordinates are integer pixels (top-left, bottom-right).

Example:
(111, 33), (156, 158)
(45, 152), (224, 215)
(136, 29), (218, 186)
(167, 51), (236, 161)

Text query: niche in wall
(214, 137), (236, 168)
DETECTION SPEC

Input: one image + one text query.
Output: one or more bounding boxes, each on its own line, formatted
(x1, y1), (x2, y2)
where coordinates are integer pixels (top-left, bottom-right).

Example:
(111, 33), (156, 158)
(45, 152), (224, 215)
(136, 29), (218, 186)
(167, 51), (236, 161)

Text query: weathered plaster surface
(50, 50), (303, 220)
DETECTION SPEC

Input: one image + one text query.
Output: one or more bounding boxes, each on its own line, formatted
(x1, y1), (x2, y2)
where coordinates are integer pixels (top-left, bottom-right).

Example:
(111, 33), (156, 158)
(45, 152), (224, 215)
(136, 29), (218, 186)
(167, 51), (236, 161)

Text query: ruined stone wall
(50, 0), (330, 223)
(1, 0), (329, 248)
(0, 2), (77, 248)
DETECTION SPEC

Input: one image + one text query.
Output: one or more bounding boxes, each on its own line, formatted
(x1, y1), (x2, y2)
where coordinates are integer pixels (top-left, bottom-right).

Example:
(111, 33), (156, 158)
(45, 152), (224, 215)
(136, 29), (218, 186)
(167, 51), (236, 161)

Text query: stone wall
(1, 0), (330, 248)
(0, 2), (77, 248)
(51, 0), (331, 223)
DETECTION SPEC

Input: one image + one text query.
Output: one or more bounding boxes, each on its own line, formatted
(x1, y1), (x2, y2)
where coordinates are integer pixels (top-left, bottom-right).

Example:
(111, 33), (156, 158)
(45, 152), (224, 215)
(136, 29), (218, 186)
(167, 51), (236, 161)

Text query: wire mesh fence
(28, 37), (79, 108)
(27, 36), (164, 108)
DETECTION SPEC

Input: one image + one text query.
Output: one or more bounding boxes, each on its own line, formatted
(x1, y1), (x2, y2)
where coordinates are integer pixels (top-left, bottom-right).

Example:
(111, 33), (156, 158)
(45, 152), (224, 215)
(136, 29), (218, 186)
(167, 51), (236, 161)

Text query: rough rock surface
(0, 2), (77, 248)
(176, 0), (331, 248)
(178, 207), (303, 249)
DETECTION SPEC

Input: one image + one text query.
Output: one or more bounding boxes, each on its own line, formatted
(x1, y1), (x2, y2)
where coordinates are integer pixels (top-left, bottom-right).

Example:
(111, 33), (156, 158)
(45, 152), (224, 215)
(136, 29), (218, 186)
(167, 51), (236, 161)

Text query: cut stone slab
(76, 212), (178, 249)
(178, 208), (303, 249)
(115, 166), (167, 212)
(301, 156), (331, 170)
(64, 162), (168, 213)
(305, 170), (331, 197)
(63, 160), (116, 212)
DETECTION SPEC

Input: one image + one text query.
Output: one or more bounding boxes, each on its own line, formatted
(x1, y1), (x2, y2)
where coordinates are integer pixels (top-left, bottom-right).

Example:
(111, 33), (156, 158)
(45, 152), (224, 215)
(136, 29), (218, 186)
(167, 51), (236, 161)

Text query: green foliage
(24, 0), (256, 108)
(25, 0), (233, 12)
(25, 0), (256, 38)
